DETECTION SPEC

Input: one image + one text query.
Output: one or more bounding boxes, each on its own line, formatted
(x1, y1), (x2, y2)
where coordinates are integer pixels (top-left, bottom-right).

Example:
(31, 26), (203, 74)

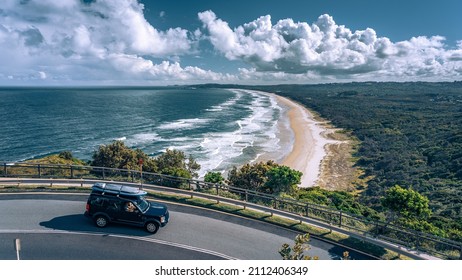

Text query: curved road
(0, 193), (373, 260)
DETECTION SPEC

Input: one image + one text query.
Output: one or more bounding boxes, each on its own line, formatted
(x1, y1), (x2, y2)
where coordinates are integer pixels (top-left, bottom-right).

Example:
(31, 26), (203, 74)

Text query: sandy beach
(273, 95), (340, 188)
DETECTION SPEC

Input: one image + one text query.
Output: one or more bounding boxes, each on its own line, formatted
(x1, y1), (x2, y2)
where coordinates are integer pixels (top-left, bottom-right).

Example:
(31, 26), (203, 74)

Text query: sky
(0, 0), (461, 86)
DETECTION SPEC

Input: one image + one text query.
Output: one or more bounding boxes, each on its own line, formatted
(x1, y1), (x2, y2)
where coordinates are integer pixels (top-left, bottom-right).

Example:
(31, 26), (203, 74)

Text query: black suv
(84, 183), (169, 234)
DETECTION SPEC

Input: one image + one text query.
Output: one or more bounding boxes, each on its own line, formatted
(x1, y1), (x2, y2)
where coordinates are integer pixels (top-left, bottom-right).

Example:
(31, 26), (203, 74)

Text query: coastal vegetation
(227, 160), (302, 195)
(246, 81), (462, 240)
(91, 140), (200, 180)
(203, 171), (225, 184)
(27, 151), (86, 166)
(279, 233), (318, 260)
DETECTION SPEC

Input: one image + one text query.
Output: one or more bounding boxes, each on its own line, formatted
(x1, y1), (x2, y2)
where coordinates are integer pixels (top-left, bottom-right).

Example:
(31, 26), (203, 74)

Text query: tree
(264, 165), (302, 195)
(91, 141), (150, 170)
(279, 233), (318, 260)
(204, 171), (225, 184)
(153, 149), (201, 179)
(227, 161), (302, 195)
(161, 166), (192, 179)
(186, 154), (201, 178)
(381, 185), (431, 220)
(227, 160), (277, 191)
(58, 151), (73, 160)
(153, 149), (187, 172)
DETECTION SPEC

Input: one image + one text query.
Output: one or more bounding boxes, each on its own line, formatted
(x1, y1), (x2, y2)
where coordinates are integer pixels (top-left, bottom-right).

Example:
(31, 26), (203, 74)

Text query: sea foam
(191, 89), (287, 177)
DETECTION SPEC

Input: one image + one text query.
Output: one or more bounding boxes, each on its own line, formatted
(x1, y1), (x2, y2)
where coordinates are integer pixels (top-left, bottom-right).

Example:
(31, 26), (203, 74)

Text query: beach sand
(274, 95), (340, 188)
(241, 89), (355, 189)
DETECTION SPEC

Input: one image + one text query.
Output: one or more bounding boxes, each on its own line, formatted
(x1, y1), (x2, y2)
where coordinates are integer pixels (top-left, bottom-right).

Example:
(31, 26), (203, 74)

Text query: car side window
(107, 200), (119, 211)
(90, 196), (106, 206)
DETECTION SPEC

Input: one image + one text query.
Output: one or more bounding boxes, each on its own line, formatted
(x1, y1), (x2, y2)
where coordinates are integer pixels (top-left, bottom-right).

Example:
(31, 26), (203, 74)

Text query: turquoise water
(0, 87), (291, 176)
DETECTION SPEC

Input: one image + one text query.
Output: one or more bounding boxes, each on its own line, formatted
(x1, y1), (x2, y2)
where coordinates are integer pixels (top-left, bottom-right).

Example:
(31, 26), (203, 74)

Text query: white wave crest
(158, 118), (210, 130)
(193, 89), (285, 177)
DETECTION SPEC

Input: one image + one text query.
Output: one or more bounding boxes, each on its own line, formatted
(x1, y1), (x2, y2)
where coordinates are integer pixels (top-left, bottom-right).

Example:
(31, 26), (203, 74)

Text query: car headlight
(160, 216), (166, 223)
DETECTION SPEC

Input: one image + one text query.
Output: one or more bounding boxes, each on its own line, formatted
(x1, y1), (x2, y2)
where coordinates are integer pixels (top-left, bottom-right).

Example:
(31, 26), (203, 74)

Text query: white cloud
(38, 71), (47, 79)
(199, 11), (462, 81)
(108, 53), (235, 82)
(0, 0), (223, 84)
(1, 2), (461, 85)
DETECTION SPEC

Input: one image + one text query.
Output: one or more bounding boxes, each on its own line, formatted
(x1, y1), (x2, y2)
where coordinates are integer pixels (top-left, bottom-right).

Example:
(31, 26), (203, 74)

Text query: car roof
(91, 183), (147, 197)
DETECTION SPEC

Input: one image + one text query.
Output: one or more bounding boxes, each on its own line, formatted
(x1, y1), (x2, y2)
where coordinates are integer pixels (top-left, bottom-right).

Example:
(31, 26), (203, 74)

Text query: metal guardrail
(1, 162), (462, 259)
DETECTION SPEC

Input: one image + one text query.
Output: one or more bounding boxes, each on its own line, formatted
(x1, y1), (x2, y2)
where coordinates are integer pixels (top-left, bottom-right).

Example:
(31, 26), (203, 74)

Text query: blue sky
(0, 0), (461, 85)
(146, 0), (461, 45)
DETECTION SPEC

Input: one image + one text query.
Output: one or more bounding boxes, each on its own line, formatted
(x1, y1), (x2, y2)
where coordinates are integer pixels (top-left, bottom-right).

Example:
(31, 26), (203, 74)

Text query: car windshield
(134, 197), (150, 212)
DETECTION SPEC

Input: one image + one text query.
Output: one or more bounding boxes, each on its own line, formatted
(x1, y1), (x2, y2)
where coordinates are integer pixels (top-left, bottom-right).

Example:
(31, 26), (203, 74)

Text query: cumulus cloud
(1, 2), (461, 85)
(108, 53), (234, 81)
(199, 11), (462, 81)
(0, 0), (224, 84)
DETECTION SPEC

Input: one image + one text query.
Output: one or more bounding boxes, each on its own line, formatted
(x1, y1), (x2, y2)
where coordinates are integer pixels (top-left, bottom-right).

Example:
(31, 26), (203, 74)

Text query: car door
(117, 200), (144, 225)
(105, 198), (122, 219)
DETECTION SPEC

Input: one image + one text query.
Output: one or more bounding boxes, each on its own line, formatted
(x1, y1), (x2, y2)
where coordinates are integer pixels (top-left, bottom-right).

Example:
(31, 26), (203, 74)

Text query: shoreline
(272, 94), (340, 188)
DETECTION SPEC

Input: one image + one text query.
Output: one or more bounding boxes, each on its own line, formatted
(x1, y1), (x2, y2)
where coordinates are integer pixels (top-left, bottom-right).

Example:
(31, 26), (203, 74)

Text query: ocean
(0, 87), (293, 177)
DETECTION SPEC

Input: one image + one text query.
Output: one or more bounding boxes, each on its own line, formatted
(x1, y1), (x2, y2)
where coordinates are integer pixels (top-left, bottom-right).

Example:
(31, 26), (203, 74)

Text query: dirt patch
(316, 127), (365, 192)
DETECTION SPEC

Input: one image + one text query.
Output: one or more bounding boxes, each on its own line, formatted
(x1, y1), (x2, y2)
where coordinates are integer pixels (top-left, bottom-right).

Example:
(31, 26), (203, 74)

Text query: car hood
(145, 202), (168, 216)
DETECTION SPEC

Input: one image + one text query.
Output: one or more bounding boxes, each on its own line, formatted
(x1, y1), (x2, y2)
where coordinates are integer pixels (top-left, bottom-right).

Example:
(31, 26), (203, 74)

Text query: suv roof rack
(91, 183), (147, 196)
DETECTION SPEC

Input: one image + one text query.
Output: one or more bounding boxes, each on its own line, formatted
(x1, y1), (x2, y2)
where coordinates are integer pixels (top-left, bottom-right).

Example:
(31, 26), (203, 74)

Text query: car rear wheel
(145, 221), (159, 234)
(95, 215), (108, 228)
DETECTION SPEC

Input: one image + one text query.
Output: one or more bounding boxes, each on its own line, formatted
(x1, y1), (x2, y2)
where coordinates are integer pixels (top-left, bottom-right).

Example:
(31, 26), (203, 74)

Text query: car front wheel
(145, 221), (159, 234)
(95, 215), (108, 228)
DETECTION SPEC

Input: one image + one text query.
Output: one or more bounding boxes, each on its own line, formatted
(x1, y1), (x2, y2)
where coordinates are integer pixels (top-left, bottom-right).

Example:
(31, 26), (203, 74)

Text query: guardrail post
(339, 211), (343, 228)
(215, 184), (219, 195)
(102, 168), (105, 180)
(70, 166), (74, 179)
(37, 164), (41, 178)
(4, 163), (7, 177)
(459, 245), (462, 260)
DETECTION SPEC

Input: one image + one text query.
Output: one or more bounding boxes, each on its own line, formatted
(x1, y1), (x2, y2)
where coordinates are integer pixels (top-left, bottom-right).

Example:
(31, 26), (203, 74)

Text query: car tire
(95, 215), (108, 228)
(145, 221), (159, 234)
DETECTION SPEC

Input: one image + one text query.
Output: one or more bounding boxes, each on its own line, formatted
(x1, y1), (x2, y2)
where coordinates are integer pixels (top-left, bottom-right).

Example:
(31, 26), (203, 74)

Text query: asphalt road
(0, 193), (373, 260)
